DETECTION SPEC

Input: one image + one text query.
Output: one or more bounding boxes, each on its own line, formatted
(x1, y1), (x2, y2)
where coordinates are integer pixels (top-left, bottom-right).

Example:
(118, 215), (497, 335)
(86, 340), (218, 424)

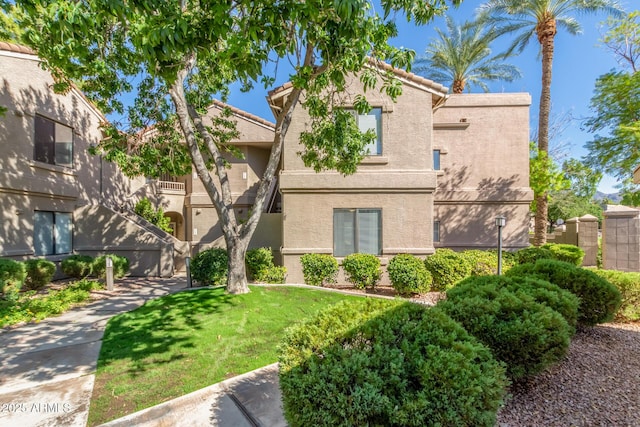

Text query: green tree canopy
(413, 15), (521, 93)
(15, 0), (461, 293)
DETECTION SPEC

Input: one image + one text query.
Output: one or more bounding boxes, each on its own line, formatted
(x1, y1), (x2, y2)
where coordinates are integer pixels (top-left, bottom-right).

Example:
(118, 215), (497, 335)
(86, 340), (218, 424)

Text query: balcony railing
(158, 180), (186, 194)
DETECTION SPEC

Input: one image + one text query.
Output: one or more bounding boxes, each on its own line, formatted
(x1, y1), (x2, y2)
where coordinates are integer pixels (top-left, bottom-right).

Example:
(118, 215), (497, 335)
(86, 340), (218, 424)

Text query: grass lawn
(88, 285), (363, 426)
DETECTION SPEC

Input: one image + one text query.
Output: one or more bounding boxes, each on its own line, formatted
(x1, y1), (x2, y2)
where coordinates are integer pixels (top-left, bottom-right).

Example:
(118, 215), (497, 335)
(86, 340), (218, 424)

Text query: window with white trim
(34, 115), (73, 167)
(349, 108), (382, 155)
(333, 208), (382, 257)
(34, 211), (72, 256)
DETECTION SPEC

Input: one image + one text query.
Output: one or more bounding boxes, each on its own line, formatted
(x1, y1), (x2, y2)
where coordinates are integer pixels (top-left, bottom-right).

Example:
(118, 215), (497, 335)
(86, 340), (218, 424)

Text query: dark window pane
(34, 116), (55, 164)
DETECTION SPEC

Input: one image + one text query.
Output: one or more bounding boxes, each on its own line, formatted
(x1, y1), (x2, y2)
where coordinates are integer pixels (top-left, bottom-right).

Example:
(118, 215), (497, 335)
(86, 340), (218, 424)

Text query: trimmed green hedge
(439, 283), (572, 379)
(342, 253), (382, 290)
(0, 258), (26, 300)
(515, 247), (554, 265)
(424, 248), (472, 291)
(61, 255), (94, 279)
(506, 260), (621, 326)
(24, 259), (57, 290)
(191, 248), (228, 286)
(279, 299), (508, 426)
(93, 255), (130, 279)
(300, 254), (339, 286)
(387, 254), (431, 296)
(451, 275), (580, 333)
(588, 269), (640, 322)
(246, 248), (286, 284)
(542, 243), (585, 266)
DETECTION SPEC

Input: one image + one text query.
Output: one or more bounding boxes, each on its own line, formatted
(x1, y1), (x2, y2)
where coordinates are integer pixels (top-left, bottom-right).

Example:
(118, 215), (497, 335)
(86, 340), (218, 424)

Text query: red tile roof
(211, 99), (275, 129)
(0, 42), (35, 55)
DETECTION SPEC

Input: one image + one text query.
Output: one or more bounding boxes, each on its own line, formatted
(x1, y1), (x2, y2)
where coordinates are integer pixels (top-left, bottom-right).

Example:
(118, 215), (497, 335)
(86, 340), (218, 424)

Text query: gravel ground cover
(497, 323), (640, 427)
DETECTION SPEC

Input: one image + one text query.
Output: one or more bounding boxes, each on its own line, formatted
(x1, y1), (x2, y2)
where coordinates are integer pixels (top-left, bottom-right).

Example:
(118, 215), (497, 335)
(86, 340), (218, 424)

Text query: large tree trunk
(226, 238), (249, 294)
(533, 17), (557, 246)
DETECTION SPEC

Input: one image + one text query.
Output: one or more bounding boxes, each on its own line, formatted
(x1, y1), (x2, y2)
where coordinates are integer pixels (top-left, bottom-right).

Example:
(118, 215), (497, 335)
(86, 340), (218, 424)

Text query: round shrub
(461, 250), (499, 276)
(387, 254), (431, 295)
(246, 247), (274, 279)
(542, 243), (585, 266)
(424, 248), (472, 291)
(342, 253), (382, 290)
(255, 266), (287, 284)
(300, 254), (339, 286)
(506, 259), (622, 326)
(589, 268), (640, 322)
(439, 286), (571, 379)
(191, 248), (228, 286)
(451, 275), (579, 333)
(24, 259), (57, 290)
(93, 255), (130, 279)
(279, 299), (508, 427)
(0, 258), (26, 299)
(515, 247), (554, 265)
(61, 255), (94, 278)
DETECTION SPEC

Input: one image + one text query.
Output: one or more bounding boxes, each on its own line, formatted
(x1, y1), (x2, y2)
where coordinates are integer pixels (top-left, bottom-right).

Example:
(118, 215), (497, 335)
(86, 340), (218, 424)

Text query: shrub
(23, 259), (57, 290)
(0, 258), (26, 300)
(300, 254), (339, 286)
(542, 243), (585, 266)
(461, 250), (499, 276)
(341, 253), (382, 290)
(515, 247), (554, 265)
(424, 248), (472, 291)
(279, 299), (508, 427)
(506, 260), (621, 326)
(134, 197), (173, 233)
(92, 255), (130, 279)
(387, 254), (431, 295)
(191, 248), (228, 286)
(61, 255), (94, 278)
(254, 266), (287, 284)
(588, 269), (640, 322)
(451, 275), (580, 333)
(245, 248), (286, 284)
(438, 286), (572, 379)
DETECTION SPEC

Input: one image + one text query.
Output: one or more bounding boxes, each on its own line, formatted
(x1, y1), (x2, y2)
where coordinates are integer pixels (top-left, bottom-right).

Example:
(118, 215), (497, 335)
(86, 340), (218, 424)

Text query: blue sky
(223, 0), (634, 194)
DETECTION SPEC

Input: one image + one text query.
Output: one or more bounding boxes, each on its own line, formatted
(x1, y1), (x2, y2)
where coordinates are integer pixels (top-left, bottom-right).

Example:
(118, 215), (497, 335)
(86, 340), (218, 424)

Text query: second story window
(34, 115), (73, 168)
(352, 108), (382, 156)
(433, 149), (441, 170)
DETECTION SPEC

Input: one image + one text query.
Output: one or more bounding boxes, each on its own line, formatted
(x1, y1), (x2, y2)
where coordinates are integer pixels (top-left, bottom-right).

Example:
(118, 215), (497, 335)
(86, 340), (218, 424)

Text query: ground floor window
(434, 220), (441, 243)
(333, 208), (381, 257)
(34, 211), (72, 256)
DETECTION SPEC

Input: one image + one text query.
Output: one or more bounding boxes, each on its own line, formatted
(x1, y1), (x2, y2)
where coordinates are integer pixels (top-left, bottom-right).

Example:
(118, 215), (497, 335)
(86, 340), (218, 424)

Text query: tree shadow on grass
(97, 288), (237, 376)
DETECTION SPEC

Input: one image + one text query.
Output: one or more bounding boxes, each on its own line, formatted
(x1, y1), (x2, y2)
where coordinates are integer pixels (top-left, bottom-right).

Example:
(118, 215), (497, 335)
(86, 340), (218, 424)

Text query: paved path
(0, 277), (187, 426)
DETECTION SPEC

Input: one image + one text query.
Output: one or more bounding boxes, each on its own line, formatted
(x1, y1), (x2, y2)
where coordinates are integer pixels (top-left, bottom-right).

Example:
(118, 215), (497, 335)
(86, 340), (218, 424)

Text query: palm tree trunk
(533, 18), (557, 246)
(452, 79), (465, 94)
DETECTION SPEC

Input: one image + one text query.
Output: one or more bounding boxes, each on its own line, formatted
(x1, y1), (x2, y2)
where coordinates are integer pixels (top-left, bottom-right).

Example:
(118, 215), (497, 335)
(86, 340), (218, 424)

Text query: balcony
(158, 180), (186, 195)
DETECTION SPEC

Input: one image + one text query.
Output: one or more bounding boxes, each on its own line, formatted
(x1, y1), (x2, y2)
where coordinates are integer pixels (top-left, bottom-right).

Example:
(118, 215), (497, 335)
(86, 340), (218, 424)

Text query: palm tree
(414, 16), (522, 94)
(479, 0), (625, 246)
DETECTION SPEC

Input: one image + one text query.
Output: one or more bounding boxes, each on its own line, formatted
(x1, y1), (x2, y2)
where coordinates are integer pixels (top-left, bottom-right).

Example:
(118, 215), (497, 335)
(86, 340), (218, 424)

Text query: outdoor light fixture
(495, 216), (506, 275)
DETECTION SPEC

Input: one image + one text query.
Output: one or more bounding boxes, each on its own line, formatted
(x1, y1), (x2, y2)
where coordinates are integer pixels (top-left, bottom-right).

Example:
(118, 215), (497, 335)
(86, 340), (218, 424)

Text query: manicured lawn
(88, 285), (363, 426)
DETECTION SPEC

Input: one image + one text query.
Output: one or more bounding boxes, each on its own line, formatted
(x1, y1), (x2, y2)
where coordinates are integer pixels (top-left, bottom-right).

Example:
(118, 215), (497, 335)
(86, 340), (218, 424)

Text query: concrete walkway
(0, 277), (188, 426)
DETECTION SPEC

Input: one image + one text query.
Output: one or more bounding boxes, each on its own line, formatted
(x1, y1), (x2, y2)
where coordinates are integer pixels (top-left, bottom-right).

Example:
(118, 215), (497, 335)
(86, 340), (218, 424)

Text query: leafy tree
(529, 142), (569, 215)
(0, 1), (23, 43)
(548, 191), (603, 226)
(15, 0), (461, 294)
(600, 11), (639, 72)
(562, 158), (602, 200)
(479, 0), (625, 246)
(413, 15), (521, 93)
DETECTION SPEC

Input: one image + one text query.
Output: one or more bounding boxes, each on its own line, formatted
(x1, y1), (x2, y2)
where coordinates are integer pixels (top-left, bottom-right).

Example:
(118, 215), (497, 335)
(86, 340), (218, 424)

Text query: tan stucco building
(1, 42), (533, 283)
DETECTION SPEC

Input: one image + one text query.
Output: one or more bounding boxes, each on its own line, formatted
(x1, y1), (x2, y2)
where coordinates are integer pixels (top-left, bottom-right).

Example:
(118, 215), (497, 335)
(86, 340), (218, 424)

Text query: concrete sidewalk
(0, 277), (188, 427)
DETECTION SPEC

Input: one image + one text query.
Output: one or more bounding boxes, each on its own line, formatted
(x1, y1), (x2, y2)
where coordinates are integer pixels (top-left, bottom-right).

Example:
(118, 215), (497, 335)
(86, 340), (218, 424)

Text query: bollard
(106, 256), (114, 291)
(186, 256), (192, 288)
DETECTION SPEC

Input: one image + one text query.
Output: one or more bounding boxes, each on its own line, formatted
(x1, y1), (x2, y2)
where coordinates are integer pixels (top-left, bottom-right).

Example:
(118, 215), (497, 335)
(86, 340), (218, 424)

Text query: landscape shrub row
(299, 244), (586, 295)
(587, 268), (640, 322)
(191, 247), (286, 286)
(0, 254), (129, 301)
(279, 256), (622, 425)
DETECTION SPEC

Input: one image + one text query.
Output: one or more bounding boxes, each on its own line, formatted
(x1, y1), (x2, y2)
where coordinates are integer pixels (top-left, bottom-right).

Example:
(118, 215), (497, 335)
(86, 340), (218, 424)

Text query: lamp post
(495, 216), (506, 275)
